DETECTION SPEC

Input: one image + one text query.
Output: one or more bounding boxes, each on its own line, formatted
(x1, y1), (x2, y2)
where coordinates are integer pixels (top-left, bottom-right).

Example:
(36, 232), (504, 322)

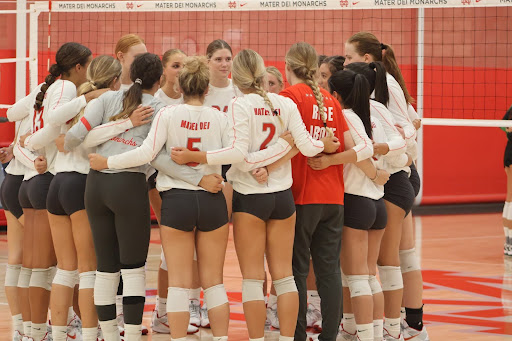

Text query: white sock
(373, 319), (383, 341)
(307, 290), (320, 310)
(343, 313), (356, 334)
(400, 306), (406, 322)
(249, 338), (265, 341)
(82, 327), (98, 341)
(67, 306), (75, 324)
(356, 322), (374, 341)
(213, 336), (228, 341)
(189, 287), (201, 301)
(99, 319), (121, 341)
(23, 321), (31, 337)
(264, 295), (268, 305)
(268, 293), (277, 307)
(384, 317), (401, 338)
(278, 336), (294, 341)
(116, 294), (123, 315)
(52, 325), (68, 341)
(12, 314), (23, 334)
(31, 323), (47, 341)
(157, 296), (167, 316)
(124, 324), (142, 341)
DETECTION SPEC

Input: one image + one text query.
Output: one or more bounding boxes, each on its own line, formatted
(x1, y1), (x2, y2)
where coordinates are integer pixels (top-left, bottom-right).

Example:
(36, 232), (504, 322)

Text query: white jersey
(203, 79), (242, 113)
(107, 104), (231, 192)
(155, 88), (184, 106)
(226, 93), (324, 195)
(120, 83), (132, 91)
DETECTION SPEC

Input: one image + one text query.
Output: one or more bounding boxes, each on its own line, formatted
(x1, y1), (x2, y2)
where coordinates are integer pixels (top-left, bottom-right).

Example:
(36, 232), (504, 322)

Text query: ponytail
(369, 61), (389, 105)
(381, 44), (415, 104)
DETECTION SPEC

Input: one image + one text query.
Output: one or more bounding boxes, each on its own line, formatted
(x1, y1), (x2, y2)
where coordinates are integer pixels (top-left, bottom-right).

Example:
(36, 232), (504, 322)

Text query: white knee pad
(377, 265), (403, 291)
(204, 284), (229, 310)
(507, 202), (512, 220)
(53, 268), (79, 288)
(18, 267), (31, 288)
(341, 270), (348, 288)
(346, 275), (372, 298)
(504, 202), (510, 218)
(79, 271), (96, 290)
(368, 275), (382, 295)
(48, 266), (57, 285)
(399, 248), (421, 273)
(242, 279), (264, 303)
(5, 264), (21, 287)
(29, 268), (52, 291)
(160, 250), (167, 271)
(94, 271), (120, 306)
(121, 267), (146, 297)
(167, 287), (190, 313)
(273, 276), (297, 297)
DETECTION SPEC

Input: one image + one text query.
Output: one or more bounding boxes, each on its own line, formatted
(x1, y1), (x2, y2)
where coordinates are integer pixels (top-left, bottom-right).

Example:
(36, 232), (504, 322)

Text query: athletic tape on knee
(79, 271), (96, 290)
(159, 250), (167, 271)
(167, 287), (190, 313)
(53, 268), (79, 288)
(368, 275), (382, 295)
(94, 271), (120, 306)
(273, 276), (297, 297)
(377, 265), (403, 291)
(341, 270), (348, 288)
(29, 268), (52, 290)
(204, 284), (229, 310)
(242, 279), (264, 303)
(121, 267), (145, 297)
(504, 202), (510, 218)
(5, 264), (21, 287)
(399, 248), (421, 273)
(18, 267), (31, 288)
(346, 275), (372, 298)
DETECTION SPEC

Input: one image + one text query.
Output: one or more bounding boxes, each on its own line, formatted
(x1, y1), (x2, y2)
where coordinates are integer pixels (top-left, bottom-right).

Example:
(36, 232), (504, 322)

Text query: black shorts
(221, 165), (231, 181)
(344, 193), (387, 230)
(383, 171), (415, 216)
(409, 163), (421, 198)
(160, 188), (228, 232)
(147, 171), (158, 191)
(47, 172), (87, 216)
(0, 174), (24, 219)
(18, 173), (54, 210)
(233, 188), (296, 221)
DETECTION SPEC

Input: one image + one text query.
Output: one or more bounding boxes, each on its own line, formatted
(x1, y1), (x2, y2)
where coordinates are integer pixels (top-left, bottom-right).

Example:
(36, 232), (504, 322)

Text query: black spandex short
(221, 165), (231, 181)
(383, 171), (415, 216)
(46, 172), (87, 216)
(232, 188), (296, 221)
(147, 171), (158, 191)
(409, 163), (421, 198)
(344, 193), (387, 230)
(160, 188), (228, 232)
(0, 174), (24, 219)
(18, 172), (53, 210)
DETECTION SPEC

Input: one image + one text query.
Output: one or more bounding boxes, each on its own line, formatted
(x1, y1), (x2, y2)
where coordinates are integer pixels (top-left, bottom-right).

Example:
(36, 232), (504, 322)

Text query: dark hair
(206, 39), (232, 59)
(322, 55), (345, 74)
(329, 69), (372, 139)
(347, 31), (414, 104)
(111, 53), (163, 121)
(34, 42), (91, 110)
(317, 54), (328, 67)
(344, 61), (389, 106)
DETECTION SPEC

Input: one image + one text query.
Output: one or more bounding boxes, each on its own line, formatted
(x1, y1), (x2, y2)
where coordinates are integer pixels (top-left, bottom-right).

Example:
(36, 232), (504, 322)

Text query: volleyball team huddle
(0, 31), (429, 341)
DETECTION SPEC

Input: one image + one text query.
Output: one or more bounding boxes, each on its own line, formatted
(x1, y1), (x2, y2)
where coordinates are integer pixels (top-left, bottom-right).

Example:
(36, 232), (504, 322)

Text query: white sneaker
(308, 334), (320, 341)
(306, 303), (321, 328)
(266, 304), (280, 329)
(313, 319), (322, 333)
(67, 314), (82, 341)
(97, 325), (104, 341)
(339, 323), (357, 341)
(506, 244), (512, 257)
(13, 330), (23, 341)
(383, 328), (405, 341)
(200, 303), (210, 328)
(189, 299), (201, 327)
(401, 320), (430, 341)
(151, 309), (170, 334)
(117, 313), (125, 335)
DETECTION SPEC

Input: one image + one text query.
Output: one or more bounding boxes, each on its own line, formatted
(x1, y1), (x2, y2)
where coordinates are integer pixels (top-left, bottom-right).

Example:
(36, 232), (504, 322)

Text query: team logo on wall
(461, 0), (471, 4)
(228, 1), (237, 8)
(126, 2), (134, 9)
(339, 0), (349, 7)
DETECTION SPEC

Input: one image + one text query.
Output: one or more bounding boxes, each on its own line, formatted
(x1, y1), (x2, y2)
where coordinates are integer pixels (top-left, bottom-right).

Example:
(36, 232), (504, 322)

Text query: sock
(116, 295), (124, 315)
(189, 287), (201, 301)
(405, 306), (424, 331)
(268, 294), (277, 307)
(67, 306), (75, 324)
(384, 317), (401, 338)
(356, 322), (374, 341)
(12, 314), (23, 334)
(373, 319), (383, 341)
(307, 290), (320, 310)
(32, 322), (47, 341)
(82, 327), (98, 341)
(278, 336), (294, 341)
(264, 295), (268, 306)
(400, 306), (406, 322)
(343, 313), (356, 334)
(124, 324), (142, 341)
(52, 325), (68, 341)
(23, 321), (31, 337)
(99, 319), (121, 341)
(157, 296), (167, 317)
(213, 337), (229, 341)
(249, 338), (265, 341)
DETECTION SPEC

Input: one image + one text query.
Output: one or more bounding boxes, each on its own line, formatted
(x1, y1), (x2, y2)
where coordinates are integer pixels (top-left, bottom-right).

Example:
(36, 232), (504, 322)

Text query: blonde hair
(179, 56), (210, 99)
(285, 42), (333, 136)
(266, 66), (284, 87)
(69, 55), (122, 126)
(115, 34), (145, 57)
(232, 49), (282, 126)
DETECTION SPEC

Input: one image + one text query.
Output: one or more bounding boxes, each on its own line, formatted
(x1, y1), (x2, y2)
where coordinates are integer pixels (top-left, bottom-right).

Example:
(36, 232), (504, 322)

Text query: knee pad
(5, 264), (21, 287)
(53, 268), (79, 288)
(369, 275), (382, 295)
(399, 248), (421, 273)
(167, 287), (190, 313)
(121, 267), (145, 297)
(273, 276), (297, 297)
(204, 284), (228, 310)
(242, 279), (264, 303)
(29, 268), (52, 291)
(346, 275), (372, 298)
(341, 270), (348, 288)
(18, 267), (31, 288)
(94, 271), (120, 306)
(79, 271), (96, 290)
(48, 266), (57, 287)
(160, 250), (167, 271)
(504, 202), (510, 218)
(377, 265), (403, 291)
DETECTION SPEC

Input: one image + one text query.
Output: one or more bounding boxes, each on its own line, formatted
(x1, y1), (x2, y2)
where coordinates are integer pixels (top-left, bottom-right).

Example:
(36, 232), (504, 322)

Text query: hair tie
(134, 78), (142, 85)
(380, 43), (387, 50)
(369, 62), (376, 69)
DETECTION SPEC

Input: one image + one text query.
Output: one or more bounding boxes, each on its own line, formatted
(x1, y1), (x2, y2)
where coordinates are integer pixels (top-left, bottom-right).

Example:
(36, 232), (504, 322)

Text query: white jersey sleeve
(234, 138), (291, 172)
(46, 81), (86, 126)
(24, 124), (61, 151)
(65, 95), (106, 151)
(6, 85), (42, 122)
(370, 101), (406, 158)
(82, 117), (133, 148)
(13, 143), (37, 170)
(407, 104), (420, 121)
(343, 109), (373, 162)
(386, 74), (416, 142)
(150, 148), (203, 187)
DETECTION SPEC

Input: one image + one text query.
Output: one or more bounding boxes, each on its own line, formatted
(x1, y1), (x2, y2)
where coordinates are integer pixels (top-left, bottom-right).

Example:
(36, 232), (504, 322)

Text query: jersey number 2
(259, 123), (276, 150)
(187, 137), (201, 167)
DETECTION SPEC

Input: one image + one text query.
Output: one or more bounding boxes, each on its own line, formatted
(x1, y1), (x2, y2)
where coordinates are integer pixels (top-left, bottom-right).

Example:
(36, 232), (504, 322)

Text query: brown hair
(206, 39), (232, 59)
(321, 55), (345, 75)
(161, 49), (186, 85)
(347, 32), (414, 104)
(115, 34), (145, 57)
(179, 56), (210, 99)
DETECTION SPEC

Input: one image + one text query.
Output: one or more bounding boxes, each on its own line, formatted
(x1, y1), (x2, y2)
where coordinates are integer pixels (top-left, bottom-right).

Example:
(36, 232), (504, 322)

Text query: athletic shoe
(41, 331), (52, 341)
(189, 299), (201, 327)
(151, 309), (170, 334)
(12, 330), (23, 341)
(401, 320), (430, 341)
(21, 336), (29, 341)
(383, 328), (405, 341)
(339, 323), (357, 341)
(200, 303), (210, 328)
(68, 314), (82, 341)
(97, 325), (104, 341)
(266, 304), (280, 329)
(117, 313), (124, 335)
(313, 319), (322, 333)
(308, 334), (320, 341)
(306, 303), (321, 328)
(505, 244), (512, 257)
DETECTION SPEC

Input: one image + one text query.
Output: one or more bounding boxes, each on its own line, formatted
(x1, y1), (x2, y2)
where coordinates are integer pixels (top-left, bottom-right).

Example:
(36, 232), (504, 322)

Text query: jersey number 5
(259, 123), (276, 150)
(187, 137), (201, 167)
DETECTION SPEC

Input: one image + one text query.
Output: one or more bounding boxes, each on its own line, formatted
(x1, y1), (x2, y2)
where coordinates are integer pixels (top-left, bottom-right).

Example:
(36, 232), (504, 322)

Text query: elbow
(355, 144), (374, 162)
